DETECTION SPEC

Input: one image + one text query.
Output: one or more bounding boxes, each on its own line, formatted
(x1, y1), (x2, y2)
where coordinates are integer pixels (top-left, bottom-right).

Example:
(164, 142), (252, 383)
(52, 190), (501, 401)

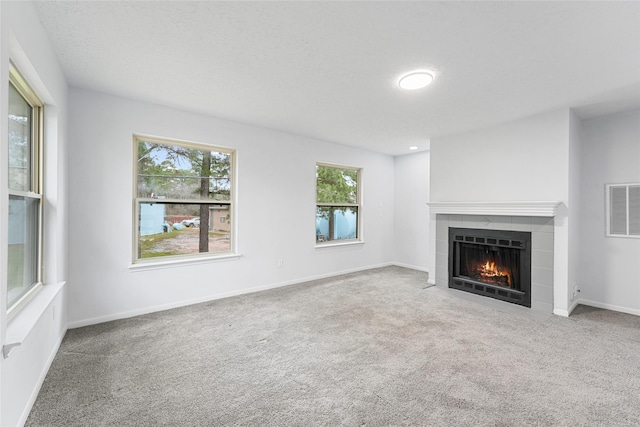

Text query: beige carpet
(27, 266), (640, 426)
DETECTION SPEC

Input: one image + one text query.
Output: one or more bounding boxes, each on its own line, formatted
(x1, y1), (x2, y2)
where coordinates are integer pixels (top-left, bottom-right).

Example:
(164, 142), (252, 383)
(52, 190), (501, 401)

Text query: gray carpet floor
(27, 266), (640, 426)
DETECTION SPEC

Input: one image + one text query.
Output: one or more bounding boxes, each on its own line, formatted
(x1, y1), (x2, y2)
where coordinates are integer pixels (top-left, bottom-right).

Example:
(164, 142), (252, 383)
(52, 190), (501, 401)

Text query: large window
(7, 63), (43, 313)
(134, 136), (234, 262)
(316, 163), (361, 244)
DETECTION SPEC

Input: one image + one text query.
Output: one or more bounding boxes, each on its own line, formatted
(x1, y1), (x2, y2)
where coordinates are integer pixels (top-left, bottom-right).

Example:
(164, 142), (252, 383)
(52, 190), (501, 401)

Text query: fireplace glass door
(449, 228), (531, 307)
(458, 244), (519, 289)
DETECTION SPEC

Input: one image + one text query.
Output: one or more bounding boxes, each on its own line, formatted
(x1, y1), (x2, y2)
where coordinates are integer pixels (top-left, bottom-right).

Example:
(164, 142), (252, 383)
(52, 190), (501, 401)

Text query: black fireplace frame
(448, 227), (532, 307)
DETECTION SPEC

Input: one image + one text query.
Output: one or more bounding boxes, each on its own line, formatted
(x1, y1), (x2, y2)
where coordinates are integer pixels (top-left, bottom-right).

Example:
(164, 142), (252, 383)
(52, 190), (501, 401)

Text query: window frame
(315, 162), (362, 246)
(7, 62), (45, 317)
(132, 135), (236, 264)
(605, 183), (640, 239)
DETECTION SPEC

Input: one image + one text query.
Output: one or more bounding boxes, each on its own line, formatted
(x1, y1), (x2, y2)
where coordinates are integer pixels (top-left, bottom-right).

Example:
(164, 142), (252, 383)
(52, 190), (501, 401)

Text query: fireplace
(449, 228), (531, 307)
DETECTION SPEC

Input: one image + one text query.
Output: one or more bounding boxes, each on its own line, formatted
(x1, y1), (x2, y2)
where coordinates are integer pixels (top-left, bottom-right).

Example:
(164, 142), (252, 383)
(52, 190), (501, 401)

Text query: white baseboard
(555, 298), (581, 317)
(567, 298), (581, 315)
(576, 298), (640, 317)
(391, 262), (430, 274)
(68, 262), (395, 329)
(17, 327), (67, 427)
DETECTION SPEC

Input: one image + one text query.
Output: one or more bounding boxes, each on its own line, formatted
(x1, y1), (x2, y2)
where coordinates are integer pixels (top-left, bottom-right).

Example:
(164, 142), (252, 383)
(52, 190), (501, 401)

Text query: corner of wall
(568, 109), (583, 311)
(392, 151), (430, 270)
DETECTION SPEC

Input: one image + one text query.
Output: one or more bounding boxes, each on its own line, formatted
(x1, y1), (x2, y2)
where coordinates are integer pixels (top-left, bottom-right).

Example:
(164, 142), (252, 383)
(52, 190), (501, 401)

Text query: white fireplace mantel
(427, 201), (562, 217)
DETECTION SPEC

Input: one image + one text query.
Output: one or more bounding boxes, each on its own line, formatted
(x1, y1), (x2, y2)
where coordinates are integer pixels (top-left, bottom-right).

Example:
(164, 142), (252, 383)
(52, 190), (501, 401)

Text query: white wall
(393, 151), (430, 271)
(67, 88), (395, 326)
(429, 109), (573, 315)
(430, 109), (570, 202)
(0, 2), (68, 426)
(578, 110), (640, 315)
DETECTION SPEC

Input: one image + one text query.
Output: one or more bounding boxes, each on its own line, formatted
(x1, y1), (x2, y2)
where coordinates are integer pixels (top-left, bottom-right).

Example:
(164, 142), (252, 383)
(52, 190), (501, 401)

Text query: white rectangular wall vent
(606, 183), (640, 238)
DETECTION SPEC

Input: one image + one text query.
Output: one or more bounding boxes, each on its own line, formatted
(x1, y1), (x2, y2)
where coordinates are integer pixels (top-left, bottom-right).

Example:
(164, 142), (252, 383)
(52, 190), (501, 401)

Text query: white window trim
(132, 134), (238, 265)
(129, 253), (242, 271)
(315, 240), (366, 249)
(7, 63), (45, 318)
(315, 162), (363, 247)
(605, 183), (640, 239)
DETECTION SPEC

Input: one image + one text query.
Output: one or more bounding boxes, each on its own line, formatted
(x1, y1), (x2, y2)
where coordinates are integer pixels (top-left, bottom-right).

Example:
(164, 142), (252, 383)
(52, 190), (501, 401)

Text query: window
(606, 183), (640, 238)
(134, 136), (235, 261)
(316, 163), (361, 244)
(7, 63), (44, 313)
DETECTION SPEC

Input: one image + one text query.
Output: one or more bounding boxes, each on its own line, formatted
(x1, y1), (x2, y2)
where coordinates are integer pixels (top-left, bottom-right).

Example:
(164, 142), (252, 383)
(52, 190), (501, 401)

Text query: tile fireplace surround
(429, 202), (561, 313)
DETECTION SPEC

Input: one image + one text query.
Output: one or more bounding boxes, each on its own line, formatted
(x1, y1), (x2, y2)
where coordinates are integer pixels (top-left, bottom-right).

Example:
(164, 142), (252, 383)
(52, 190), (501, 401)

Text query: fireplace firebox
(448, 228), (531, 307)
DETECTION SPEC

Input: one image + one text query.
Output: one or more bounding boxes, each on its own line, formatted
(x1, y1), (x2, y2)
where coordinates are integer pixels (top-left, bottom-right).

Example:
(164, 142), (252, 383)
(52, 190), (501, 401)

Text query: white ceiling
(33, 1), (640, 156)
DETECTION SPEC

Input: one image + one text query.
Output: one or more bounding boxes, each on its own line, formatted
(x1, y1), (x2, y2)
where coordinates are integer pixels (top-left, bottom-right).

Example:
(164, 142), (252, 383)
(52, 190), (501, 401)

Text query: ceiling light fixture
(409, 146), (419, 150)
(398, 71), (434, 90)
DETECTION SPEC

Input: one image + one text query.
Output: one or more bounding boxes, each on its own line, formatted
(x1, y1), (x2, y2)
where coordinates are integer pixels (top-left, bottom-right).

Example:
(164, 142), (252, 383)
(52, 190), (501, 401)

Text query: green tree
(316, 165), (358, 241)
(137, 141), (231, 252)
(198, 151), (211, 252)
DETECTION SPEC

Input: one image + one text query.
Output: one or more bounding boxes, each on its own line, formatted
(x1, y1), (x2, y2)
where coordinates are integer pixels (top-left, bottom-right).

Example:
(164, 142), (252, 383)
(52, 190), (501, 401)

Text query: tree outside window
(134, 136), (234, 261)
(316, 164), (361, 243)
(7, 64), (43, 314)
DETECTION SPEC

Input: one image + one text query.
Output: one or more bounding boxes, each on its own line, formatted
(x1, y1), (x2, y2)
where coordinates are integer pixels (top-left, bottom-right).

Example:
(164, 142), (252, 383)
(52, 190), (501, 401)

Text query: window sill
(315, 240), (365, 249)
(5, 281), (66, 358)
(129, 253), (242, 272)
(605, 234), (640, 239)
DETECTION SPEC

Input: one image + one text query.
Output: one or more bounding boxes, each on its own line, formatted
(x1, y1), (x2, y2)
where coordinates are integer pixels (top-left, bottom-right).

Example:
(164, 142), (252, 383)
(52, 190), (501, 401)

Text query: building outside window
(316, 163), (361, 244)
(134, 136), (235, 261)
(7, 63), (44, 314)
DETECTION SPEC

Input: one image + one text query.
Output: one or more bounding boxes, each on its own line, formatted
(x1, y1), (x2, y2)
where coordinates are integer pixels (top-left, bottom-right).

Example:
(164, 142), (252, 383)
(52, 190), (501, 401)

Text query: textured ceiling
(33, 1), (640, 155)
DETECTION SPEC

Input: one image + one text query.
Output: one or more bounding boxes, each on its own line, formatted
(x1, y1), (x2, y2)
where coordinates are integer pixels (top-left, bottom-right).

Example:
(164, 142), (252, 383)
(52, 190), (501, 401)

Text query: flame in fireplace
(479, 261), (511, 286)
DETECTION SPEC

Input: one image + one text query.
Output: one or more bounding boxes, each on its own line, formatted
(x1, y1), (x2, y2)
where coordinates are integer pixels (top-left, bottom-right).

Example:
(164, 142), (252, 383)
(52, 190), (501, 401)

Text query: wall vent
(606, 183), (640, 238)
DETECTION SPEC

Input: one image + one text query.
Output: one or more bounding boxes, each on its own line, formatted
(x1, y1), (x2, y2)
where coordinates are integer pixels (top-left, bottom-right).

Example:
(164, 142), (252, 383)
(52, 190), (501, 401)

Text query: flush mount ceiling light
(409, 146), (419, 150)
(398, 71), (434, 90)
